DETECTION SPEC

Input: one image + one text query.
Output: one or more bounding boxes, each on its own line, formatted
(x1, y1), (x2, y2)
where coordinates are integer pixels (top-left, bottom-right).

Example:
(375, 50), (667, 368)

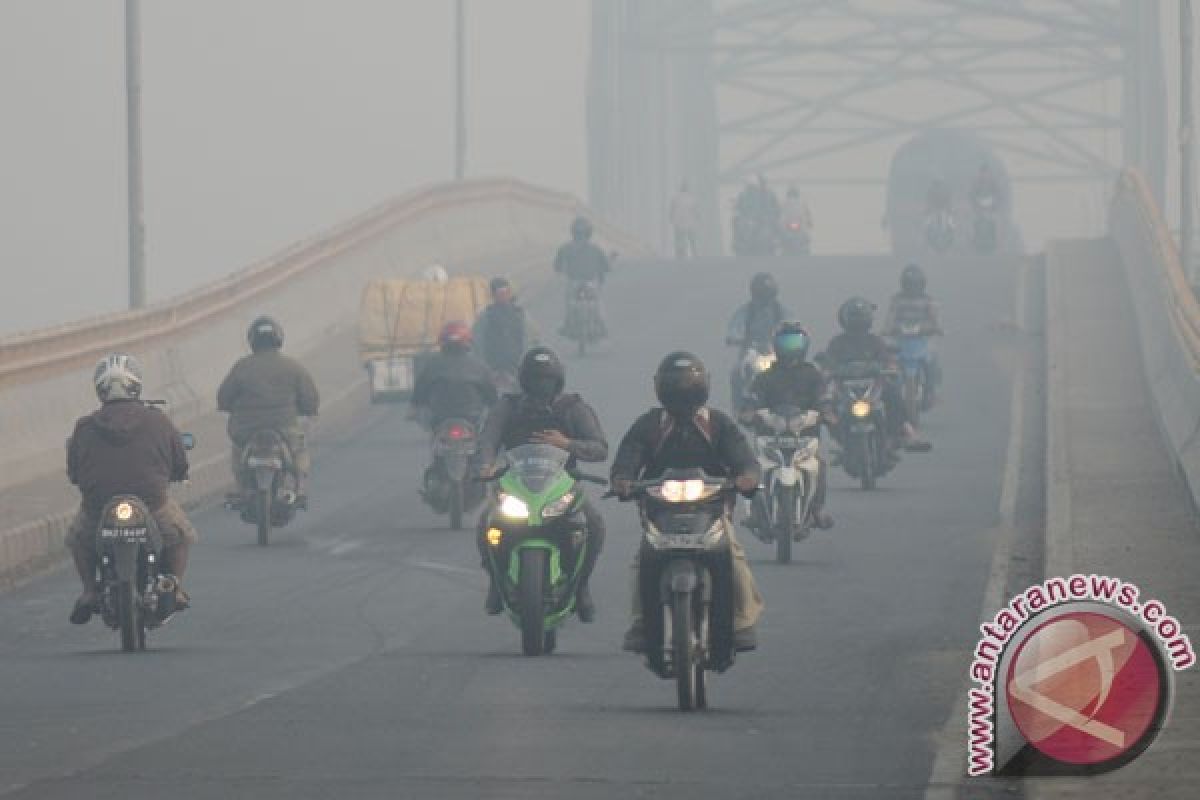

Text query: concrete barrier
(1109, 169), (1200, 512)
(0, 178), (651, 583)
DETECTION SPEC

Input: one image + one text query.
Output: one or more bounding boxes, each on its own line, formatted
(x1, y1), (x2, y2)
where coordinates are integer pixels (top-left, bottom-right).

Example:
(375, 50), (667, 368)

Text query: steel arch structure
(588, 0), (1165, 250)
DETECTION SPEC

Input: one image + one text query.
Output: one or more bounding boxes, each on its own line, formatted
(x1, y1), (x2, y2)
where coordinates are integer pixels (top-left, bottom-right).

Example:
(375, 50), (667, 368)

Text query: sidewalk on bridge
(1027, 237), (1200, 798)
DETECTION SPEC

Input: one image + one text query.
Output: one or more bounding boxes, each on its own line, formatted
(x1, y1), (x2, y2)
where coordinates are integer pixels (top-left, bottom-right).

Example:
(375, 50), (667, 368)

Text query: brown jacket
(67, 399), (189, 517)
(217, 350), (319, 443)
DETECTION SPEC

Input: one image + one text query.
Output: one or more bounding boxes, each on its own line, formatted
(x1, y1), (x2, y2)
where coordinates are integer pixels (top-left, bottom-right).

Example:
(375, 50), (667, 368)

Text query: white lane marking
(329, 540), (363, 557)
(404, 559), (478, 576)
(924, 260), (1029, 798)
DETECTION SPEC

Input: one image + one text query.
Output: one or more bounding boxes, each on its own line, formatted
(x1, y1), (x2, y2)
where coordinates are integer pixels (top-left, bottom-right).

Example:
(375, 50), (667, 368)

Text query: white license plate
(100, 527), (148, 540)
(246, 457), (283, 469)
(662, 533), (705, 549)
(373, 359), (413, 391)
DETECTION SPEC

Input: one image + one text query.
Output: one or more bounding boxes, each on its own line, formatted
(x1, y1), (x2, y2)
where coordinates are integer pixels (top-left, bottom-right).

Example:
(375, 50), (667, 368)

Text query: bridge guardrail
(1109, 168), (1200, 510)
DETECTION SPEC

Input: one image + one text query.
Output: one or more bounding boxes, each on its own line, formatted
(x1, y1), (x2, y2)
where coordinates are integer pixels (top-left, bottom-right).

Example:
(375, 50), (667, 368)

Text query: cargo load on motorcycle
(357, 275), (490, 403)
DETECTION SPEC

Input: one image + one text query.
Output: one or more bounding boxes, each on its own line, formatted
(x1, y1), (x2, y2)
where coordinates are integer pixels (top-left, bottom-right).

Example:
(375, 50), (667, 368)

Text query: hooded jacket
(67, 399), (189, 517)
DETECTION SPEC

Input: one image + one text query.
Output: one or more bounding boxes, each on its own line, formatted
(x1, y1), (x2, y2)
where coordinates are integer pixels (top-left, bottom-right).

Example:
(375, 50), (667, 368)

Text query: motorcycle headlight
(754, 353), (775, 372)
(115, 502), (134, 521)
(851, 400), (871, 418)
(498, 493), (530, 520)
(542, 491), (577, 518)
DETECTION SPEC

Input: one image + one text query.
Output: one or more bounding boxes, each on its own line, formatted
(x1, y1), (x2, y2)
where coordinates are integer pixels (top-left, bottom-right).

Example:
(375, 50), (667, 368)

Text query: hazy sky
(0, 1), (588, 335)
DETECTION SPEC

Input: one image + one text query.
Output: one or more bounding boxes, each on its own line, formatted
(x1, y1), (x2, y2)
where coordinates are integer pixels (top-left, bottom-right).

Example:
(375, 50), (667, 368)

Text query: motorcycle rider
(669, 179), (699, 259)
(477, 346), (608, 622)
(411, 321), (498, 500)
(554, 216), (611, 337)
(217, 316), (320, 506)
(926, 177), (952, 216)
(820, 297), (930, 452)
(727, 272), (792, 404)
(883, 263), (943, 406)
(473, 276), (538, 383)
(739, 322), (834, 530)
(612, 352), (764, 653)
(66, 354), (197, 624)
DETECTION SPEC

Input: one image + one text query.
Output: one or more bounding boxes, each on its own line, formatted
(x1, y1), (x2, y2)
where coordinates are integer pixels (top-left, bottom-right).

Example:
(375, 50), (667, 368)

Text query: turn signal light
(486, 528), (504, 547)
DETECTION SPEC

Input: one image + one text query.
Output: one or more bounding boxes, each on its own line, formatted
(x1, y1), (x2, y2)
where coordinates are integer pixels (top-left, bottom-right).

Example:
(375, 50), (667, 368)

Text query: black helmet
(570, 216), (593, 241)
(901, 263), (926, 294)
(750, 272), (778, 304)
(654, 351), (710, 417)
(772, 321), (811, 365)
(518, 346), (565, 403)
(489, 275), (511, 294)
(837, 297), (875, 334)
(248, 316), (284, 352)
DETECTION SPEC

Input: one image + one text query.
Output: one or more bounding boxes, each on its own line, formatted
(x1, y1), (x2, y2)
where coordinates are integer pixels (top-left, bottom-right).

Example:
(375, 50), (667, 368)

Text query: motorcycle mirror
(180, 432), (196, 451)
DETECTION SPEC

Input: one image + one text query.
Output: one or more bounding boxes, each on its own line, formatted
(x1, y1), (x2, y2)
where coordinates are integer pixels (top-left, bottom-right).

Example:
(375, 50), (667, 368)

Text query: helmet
(421, 264), (449, 283)
(93, 353), (144, 403)
(247, 316), (284, 352)
(772, 321), (811, 365)
(438, 320), (472, 352)
(518, 346), (565, 403)
(837, 297), (876, 333)
(654, 351), (710, 417)
(901, 263), (926, 294)
(570, 216), (593, 241)
(750, 272), (778, 304)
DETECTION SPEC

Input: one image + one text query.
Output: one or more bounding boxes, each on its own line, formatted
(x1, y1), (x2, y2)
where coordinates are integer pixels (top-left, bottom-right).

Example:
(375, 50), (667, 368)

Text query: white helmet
(421, 264), (449, 283)
(93, 353), (144, 402)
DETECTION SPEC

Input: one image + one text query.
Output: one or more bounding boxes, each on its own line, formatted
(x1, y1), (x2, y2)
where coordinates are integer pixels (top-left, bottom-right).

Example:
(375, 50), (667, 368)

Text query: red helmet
(438, 320), (472, 350)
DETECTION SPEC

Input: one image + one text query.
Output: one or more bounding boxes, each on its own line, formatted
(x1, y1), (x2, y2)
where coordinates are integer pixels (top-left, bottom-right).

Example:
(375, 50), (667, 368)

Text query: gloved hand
(612, 478), (634, 499)
(734, 473), (759, 496)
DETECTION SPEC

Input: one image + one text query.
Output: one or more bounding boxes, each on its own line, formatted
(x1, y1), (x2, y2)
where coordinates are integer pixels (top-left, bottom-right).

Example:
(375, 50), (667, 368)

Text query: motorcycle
(972, 193), (998, 253)
(226, 429), (302, 546)
(562, 280), (606, 356)
(422, 417), (484, 530)
(612, 469), (741, 711)
(779, 218), (812, 255)
(745, 407), (822, 564)
(732, 212), (777, 256)
(481, 443), (607, 656)
(924, 208), (955, 253)
(893, 322), (934, 427)
(831, 363), (894, 490)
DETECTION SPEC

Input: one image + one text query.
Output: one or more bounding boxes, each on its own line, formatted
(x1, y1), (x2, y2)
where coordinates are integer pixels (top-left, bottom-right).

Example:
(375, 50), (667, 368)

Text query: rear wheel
(448, 480), (464, 530)
(775, 487), (794, 564)
(117, 581), (140, 653)
(518, 548), (548, 656)
(905, 373), (921, 428)
(256, 490), (271, 547)
(673, 593), (697, 711)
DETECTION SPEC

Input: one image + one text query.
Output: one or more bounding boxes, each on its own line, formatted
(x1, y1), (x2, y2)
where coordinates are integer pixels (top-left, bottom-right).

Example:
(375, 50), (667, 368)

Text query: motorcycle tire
(673, 592), (699, 711)
(543, 629), (557, 655)
(518, 548), (548, 657)
(860, 437), (876, 491)
(905, 373), (922, 428)
(256, 490), (271, 547)
(448, 480), (464, 531)
(117, 580), (142, 652)
(775, 487), (794, 564)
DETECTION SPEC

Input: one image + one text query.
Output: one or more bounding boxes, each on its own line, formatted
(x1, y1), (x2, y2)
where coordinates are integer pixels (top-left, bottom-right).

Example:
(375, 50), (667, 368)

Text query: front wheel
(775, 487), (794, 564)
(860, 436), (876, 491)
(448, 480), (464, 530)
(117, 581), (142, 652)
(256, 489), (271, 546)
(518, 548), (548, 656)
(673, 592), (699, 711)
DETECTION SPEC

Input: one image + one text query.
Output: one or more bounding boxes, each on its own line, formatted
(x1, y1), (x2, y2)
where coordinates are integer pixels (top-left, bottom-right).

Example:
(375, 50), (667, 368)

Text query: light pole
(125, 0), (146, 308)
(455, 0), (466, 180)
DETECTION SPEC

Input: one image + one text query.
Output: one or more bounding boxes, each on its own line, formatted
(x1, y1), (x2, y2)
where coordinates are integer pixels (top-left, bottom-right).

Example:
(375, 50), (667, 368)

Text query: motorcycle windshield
(504, 444), (570, 495)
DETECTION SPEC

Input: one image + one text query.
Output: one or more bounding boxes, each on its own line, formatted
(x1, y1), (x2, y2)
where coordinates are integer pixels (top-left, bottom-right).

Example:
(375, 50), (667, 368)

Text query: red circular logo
(1006, 611), (1166, 766)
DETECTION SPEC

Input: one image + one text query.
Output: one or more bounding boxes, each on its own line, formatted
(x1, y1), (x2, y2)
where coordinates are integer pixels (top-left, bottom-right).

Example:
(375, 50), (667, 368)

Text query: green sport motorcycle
(481, 443), (606, 656)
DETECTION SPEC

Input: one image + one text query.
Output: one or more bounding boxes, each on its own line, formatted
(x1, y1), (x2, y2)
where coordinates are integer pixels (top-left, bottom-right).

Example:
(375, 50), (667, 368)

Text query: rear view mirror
(180, 432), (195, 451)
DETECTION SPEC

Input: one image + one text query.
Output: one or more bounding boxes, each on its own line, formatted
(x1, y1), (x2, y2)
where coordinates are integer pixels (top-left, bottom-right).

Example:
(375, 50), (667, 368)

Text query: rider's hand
(613, 478), (634, 499)
(734, 474), (759, 494)
(531, 430), (571, 450)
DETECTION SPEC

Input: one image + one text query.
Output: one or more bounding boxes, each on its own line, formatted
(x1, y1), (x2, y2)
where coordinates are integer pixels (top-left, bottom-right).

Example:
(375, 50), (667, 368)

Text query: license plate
(246, 457), (283, 469)
(100, 527), (148, 541)
(373, 359), (413, 391)
(662, 533), (705, 549)
(771, 436), (801, 448)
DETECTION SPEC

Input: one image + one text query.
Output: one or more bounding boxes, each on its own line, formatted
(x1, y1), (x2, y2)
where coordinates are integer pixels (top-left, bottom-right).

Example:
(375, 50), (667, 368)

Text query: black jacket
(611, 407), (759, 484)
(479, 392), (608, 469)
(745, 361), (828, 414)
(473, 302), (532, 374)
(68, 400), (189, 517)
(554, 240), (610, 283)
(823, 332), (892, 369)
(411, 350), (497, 422)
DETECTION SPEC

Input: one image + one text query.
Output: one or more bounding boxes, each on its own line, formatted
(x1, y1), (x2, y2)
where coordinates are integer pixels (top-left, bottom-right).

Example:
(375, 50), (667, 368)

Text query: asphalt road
(0, 254), (1022, 799)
